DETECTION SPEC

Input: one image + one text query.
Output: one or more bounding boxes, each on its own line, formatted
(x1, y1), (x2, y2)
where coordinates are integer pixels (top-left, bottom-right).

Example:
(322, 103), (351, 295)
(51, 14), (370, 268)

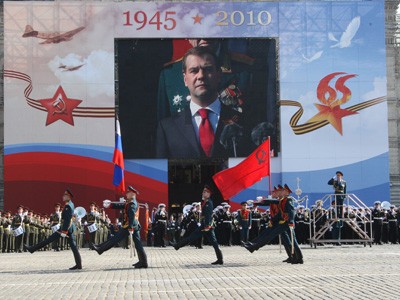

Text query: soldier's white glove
(103, 199), (111, 208)
(60, 231), (67, 238)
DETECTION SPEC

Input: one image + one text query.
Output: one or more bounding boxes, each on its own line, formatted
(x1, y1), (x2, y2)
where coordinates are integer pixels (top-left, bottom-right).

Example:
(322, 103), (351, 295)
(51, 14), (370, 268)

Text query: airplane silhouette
(59, 63), (85, 71)
(22, 25), (85, 44)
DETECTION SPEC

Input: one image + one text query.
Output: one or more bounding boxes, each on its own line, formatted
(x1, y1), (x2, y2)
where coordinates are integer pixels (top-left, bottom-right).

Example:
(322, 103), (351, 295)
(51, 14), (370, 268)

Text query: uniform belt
(158, 220), (167, 223)
(223, 221), (232, 223)
(374, 218), (383, 220)
(252, 219), (260, 222)
(242, 219), (249, 221)
(389, 220), (397, 222)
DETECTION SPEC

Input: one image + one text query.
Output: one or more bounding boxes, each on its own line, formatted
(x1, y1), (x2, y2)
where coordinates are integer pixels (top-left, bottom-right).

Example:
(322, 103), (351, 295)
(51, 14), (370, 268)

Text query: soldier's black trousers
(176, 228), (223, 262)
(29, 231), (81, 267)
(96, 228), (147, 263)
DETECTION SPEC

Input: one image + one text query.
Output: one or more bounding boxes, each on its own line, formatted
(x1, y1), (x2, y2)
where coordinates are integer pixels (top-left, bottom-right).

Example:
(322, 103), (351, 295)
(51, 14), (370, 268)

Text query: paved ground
(1, 243), (400, 299)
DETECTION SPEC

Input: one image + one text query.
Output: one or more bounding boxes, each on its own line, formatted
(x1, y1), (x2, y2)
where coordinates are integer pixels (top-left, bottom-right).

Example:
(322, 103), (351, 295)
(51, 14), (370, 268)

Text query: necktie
(198, 108), (215, 157)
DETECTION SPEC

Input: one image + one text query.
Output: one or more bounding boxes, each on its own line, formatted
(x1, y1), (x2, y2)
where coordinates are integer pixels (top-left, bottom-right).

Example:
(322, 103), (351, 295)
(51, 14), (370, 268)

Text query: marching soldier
(25, 189), (83, 270)
(237, 201), (252, 243)
(93, 185), (148, 269)
(243, 185), (304, 264)
(172, 185), (224, 265)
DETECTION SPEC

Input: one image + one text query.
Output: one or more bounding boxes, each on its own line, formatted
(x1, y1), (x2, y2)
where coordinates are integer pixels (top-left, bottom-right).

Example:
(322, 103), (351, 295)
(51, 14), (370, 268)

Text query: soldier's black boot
(291, 247), (304, 264)
(93, 238), (117, 255)
(24, 242), (46, 254)
(134, 250), (148, 269)
(69, 246), (82, 270)
(243, 242), (256, 253)
(172, 240), (186, 251)
(283, 244), (293, 263)
(211, 247), (223, 265)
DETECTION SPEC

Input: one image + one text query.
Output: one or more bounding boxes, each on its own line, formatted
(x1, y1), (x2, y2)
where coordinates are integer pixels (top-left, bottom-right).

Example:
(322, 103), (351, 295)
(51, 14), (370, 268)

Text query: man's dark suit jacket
(156, 103), (251, 159)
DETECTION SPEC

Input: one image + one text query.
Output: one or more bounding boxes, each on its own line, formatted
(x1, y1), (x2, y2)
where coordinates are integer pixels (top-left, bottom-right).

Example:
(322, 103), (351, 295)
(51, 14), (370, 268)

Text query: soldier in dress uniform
(2, 211), (12, 253)
(167, 214), (177, 245)
(213, 205), (224, 244)
(327, 171), (347, 218)
(49, 203), (62, 251)
(11, 205), (25, 253)
(237, 201), (252, 243)
(0, 211), (3, 253)
(259, 211), (269, 234)
(294, 205), (307, 244)
(154, 203), (168, 247)
(25, 189), (83, 270)
(82, 202), (99, 249)
(381, 207), (389, 244)
(23, 209), (33, 249)
(172, 185), (223, 265)
(109, 218), (121, 242)
(387, 205), (398, 244)
(93, 185), (148, 269)
(249, 204), (262, 241)
(372, 201), (385, 245)
(221, 204), (233, 246)
(243, 185), (304, 264)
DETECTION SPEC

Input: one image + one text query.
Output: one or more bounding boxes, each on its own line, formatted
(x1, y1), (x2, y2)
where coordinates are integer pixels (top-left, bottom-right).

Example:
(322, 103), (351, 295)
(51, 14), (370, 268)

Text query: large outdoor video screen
(118, 38), (278, 159)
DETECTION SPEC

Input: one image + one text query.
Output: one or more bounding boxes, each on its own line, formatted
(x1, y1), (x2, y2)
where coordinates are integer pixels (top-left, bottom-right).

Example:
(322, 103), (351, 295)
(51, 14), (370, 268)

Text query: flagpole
(268, 136), (272, 195)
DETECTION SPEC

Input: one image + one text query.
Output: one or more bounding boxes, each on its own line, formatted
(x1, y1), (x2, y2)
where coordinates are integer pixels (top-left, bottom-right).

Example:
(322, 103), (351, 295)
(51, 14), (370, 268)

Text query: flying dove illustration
(302, 50), (323, 63)
(328, 16), (360, 48)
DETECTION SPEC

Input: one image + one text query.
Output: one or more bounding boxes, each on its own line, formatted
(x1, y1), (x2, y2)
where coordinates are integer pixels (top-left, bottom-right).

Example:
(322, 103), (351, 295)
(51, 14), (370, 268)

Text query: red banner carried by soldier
(213, 139), (270, 200)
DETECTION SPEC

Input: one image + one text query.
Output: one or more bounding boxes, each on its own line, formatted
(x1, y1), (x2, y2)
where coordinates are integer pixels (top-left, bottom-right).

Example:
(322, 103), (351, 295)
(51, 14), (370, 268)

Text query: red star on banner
(308, 104), (358, 135)
(38, 86), (82, 126)
(192, 14), (203, 24)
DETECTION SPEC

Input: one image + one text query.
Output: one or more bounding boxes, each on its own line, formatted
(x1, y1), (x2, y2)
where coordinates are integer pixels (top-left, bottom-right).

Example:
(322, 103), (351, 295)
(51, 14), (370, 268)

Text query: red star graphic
(38, 86), (82, 126)
(192, 14), (203, 24)
(307, 104), (358, 135)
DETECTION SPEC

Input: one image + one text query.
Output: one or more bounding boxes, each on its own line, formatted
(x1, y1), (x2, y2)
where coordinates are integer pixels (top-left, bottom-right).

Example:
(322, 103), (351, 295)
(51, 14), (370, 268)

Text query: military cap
(374, 201), (381, 205)
(240, 201), (248, 205)
(64, 189), (74, 198)
(284, 184), (292, 194)
(55, 203), (61, 207)
(203, 184), (212, 194)
(158, 203), (166, 208)
(126, 185), (140, 195)
(336, 171), (343, 176)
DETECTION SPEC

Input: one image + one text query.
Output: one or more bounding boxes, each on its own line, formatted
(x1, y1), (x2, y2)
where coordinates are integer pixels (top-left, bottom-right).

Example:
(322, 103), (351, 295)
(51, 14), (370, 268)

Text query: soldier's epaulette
(163, 57), (184, 67)
(230, 52), (255, 66)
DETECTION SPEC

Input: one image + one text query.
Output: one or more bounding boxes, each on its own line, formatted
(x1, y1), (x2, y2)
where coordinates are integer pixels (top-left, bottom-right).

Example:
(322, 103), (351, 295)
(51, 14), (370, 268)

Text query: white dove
(302, 50), (323, 63)
(328, 16), (360, 48)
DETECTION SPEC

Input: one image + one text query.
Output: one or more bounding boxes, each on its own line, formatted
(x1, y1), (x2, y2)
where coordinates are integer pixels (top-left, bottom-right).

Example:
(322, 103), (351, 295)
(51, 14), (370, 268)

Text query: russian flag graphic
(113, 118), (125, 193)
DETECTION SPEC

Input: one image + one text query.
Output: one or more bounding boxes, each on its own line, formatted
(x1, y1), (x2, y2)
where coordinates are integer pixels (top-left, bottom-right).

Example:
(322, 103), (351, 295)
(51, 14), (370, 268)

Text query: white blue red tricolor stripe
(113, 118), (125, 193)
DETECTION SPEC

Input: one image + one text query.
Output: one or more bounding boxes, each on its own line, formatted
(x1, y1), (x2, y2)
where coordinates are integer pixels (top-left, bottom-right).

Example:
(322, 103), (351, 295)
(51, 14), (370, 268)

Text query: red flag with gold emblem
(213, 139), (270, 200)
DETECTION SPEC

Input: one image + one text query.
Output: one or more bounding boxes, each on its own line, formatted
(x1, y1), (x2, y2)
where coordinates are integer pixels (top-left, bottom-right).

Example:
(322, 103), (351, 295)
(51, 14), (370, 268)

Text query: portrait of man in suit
(155, 46), (252, 159)
(117, 38), (278, 159)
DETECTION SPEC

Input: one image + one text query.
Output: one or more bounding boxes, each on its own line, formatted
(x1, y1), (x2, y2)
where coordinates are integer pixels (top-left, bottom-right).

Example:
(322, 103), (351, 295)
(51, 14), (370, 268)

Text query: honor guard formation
(1, 175), (399, 271)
